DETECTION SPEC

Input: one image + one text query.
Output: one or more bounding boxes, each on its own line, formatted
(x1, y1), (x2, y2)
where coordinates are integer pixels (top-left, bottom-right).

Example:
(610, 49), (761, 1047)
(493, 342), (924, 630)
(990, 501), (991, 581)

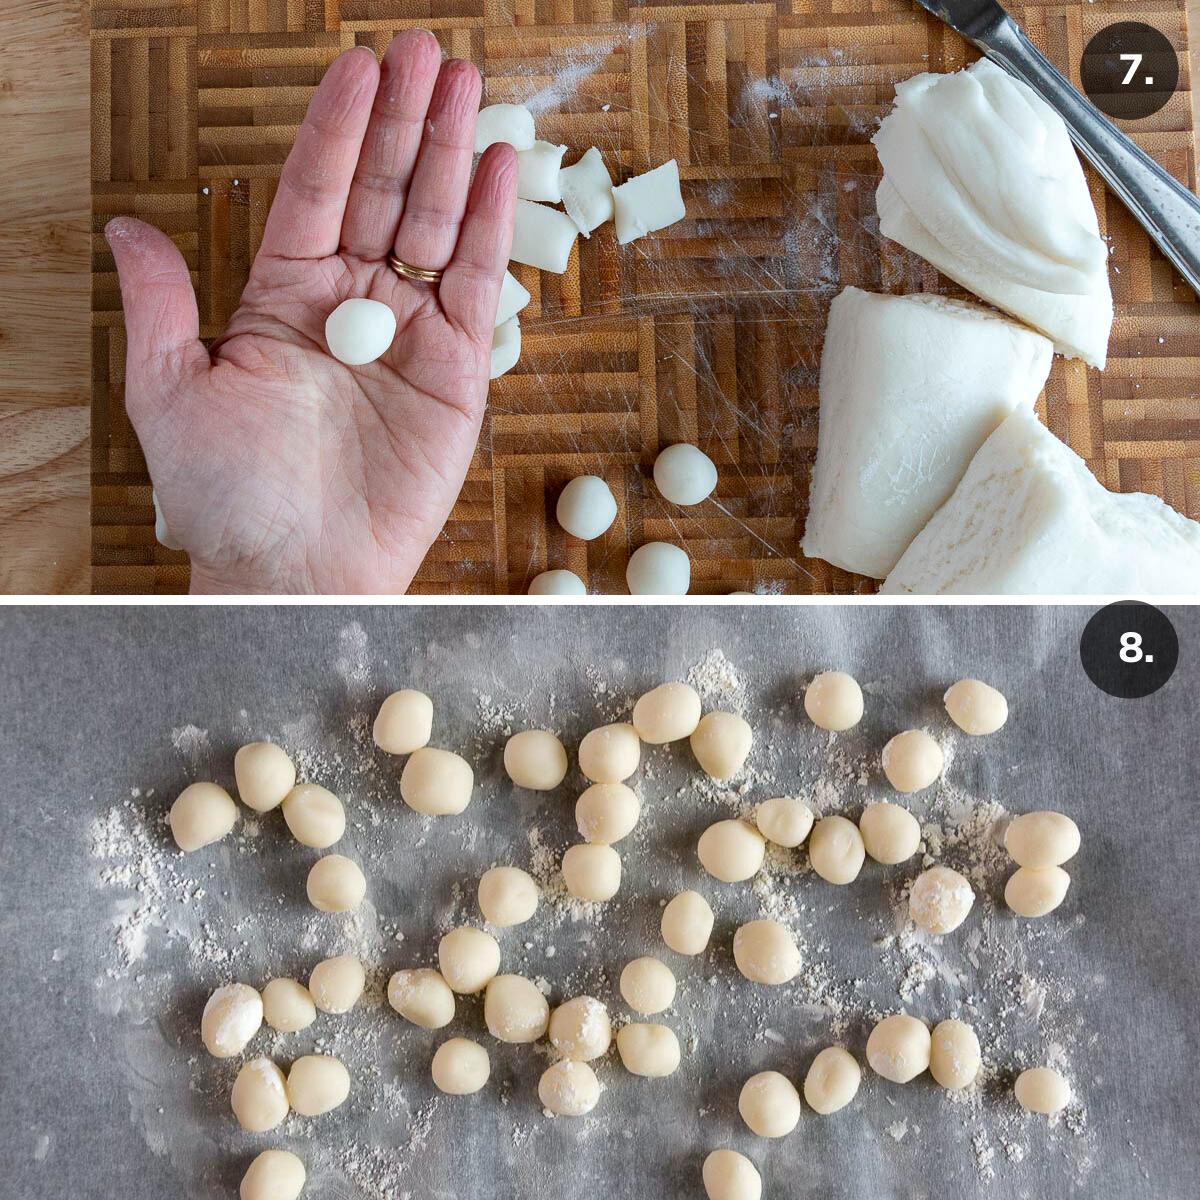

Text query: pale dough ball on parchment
(733, 920), (801, 986)
(866, 1014), (931, 1084)
(282, 784), (345, 849)
(388, 968), (455, 1029)
(697, 819), (765, 883)
(1005, 811), (1080, 868)
(803, 1046), (861, 1114)
(538, 1059), (601, 1116)
(909, 865), (975, 935)
(231, 1058), (289, 1132)
(562, 843), (622, 902)
(438, 926), (501, 994)
(169, 782), (237, 852)
(201, 983), (262, 1058)
(1014, 1065), (1071, 1115)
(754, 797), (814, 848)
(882, 730), (944, 793)
(431, 1037), (490, 1095)
(261, 978), (316, 1034)
(808, 815), (865, 885)
(702, 1149), (762, 1200)
(738, 1070), (801, 1137)
(943, 678), (1008, 735)
(859, 801), (920, 864)
(690, 711), (752, 779)
(929, 1018), (982, 1090)
(306, 854), (366, 913)
(632, 681), (702, 743)
(372, 689), (433, 755)
(233, 742), (295, 813)
(549, 996), (612, 1061)
(478, 865), (539, 926)
(576, 783), (641, 844)
(400, 747), (473, 815)
(485, 974), (550, 1043)
(1005, 865), (1071, 917)
(661, 889), (715, 955)
(287, 1054), (350, 1116)
(578, 723), (641, 783)
(620, 957), (676, 1014)
(503, 729), (569, 791)
(240, 1150), (305, 1200)
(803, 671), (864, 732)
(616, 1022), (681, 1077)
(308, 954), (364, 1014)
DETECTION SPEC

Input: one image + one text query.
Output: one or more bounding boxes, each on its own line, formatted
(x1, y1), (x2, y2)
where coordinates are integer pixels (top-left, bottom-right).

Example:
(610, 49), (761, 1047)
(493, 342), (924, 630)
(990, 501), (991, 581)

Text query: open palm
(106, 33), (516, 593)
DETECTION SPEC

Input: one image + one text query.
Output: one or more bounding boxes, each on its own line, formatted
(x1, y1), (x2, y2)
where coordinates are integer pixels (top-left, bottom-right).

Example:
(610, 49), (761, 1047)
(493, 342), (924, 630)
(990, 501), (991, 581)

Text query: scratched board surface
(90, 0), (1200, 594)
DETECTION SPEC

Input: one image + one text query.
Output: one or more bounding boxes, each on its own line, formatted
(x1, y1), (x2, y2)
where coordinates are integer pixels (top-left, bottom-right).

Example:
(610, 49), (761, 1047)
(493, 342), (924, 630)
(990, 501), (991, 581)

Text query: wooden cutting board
(85, 0), (1200, 594)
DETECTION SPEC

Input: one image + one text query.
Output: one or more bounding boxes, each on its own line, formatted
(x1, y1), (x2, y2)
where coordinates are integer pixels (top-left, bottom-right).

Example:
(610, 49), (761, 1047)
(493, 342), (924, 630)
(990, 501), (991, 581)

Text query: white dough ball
(431, 1037), (490, 1095)
(1014, 1066), (1071, 1115)
(616, 1022), (680, 1077)
(702, 1149), (761, 1200)
(306, 854), (366, 913)
(944, 678), (1009, 735)
(653, 443), (718, 505)
(548, 996), (611, 1061)
(1005, 866), (1071, 917)
(201, 983), (262, 1058)
(632, 681), (702, 744)
(738, 1071), (801, 1138)
(866, 1014), (931, 1083)
(690, 711), (753, 780)
(929, 1019), (981, 1091)
(372, 689), (433, 755)
(478, 866), (539, 926)
(803, 671), (864, 731)
(504, 729), (568, 791)
(1004, 811), (1080, 869)
(803, 1046), (861, 1114)
(909, 865), (975, 935)
(808, 815), (865, 885)
(240, 1150), (305, 1200)
(697, 819), (765, 883)
(281, 784), (345, 849)
(484, 974), (550, 1043)
(754, 797), (814, 848)
(169, 782), (237, 852)
(660, 890), (714, 955)
(626, 541), (690, 595)
(859, 801), (921, 864)
(387, 968), (455, 1029)
(234, 742), (296, 813)
(308, 954), (364, 1014)
(286, 1054), (350, 1116)
(733, 919), (801, 986)
(528, 569), (586, 595)
(538, 1059), (601, 1116)
(231, 1058), (289, 1132)
(437, 927), (501, 995)
(882, 730), (944, 793)
(400, 747), (473, 815)
(562, 843), (622, 902)
(556, 475), (617, 540)
(620, 956), (676, 1014)
(261, 979), (316, 1034)
(578, 722), (641, 783)
(324, 298), (396, 366)
(575, 782), (641, 844)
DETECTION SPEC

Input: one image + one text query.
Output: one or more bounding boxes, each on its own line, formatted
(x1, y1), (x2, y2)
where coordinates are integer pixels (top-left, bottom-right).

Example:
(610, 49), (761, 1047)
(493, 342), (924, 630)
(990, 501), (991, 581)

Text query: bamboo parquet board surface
(90, 0), (1200, 594)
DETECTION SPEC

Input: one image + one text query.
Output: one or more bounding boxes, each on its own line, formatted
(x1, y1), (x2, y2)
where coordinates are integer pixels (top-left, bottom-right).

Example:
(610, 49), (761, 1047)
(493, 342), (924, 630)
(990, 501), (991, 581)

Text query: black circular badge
(1081, 22), (1179, 120)
(1079, 602), (1178, 698)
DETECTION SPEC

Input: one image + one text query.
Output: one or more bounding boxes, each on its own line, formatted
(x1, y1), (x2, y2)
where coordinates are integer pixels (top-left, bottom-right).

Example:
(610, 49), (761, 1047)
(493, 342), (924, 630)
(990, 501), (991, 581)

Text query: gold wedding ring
(387, 253), (443, 284)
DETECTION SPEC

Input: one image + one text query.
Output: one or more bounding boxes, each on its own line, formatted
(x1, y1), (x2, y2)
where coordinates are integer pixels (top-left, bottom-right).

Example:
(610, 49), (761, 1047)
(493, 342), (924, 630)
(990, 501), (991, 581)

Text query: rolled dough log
(613, 160), (686, 245)
(511, 199), (578, 274)
(516, 141), (567, 203)
(559, 147), (615, 236)
(474, 103), (535, 153)
(490, 317), (521, 379)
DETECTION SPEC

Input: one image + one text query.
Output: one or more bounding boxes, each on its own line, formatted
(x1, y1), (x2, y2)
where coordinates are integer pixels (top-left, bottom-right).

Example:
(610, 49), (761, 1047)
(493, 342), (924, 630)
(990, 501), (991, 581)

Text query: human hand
(106, 31), (517, 593)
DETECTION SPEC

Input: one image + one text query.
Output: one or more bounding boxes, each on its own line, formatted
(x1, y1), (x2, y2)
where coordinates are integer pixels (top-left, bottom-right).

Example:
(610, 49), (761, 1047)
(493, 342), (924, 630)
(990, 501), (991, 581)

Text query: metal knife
(911, 0), (1200, 297)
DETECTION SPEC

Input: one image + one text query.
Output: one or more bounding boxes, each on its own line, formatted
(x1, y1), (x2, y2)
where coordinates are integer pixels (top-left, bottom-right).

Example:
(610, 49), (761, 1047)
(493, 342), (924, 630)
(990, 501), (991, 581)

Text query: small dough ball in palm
(240, 1150), (305, 1200)
(866, 1014), (931, 1084)
(803, 1046), (861, 1114)
(803, 671), (864, 731)
(660, 889), (715, 955)
(754, 797), (814, 848)
(431, 1037), (490, 1095)
(388, 968), (455, 1029)
(549, 996), (611, 1061)
(485, 974), (550, 1043)
(372, 688), (433, 755)
(882, 730), (944, 793)
(690, 711), (752, 779)
(808, 815), (865, 885)
(234, 742), (296, 813)
(538, 1059), (601, 1116)
(632, 682), (702, 743)
(620, 956), (676, 1014)
(702, 1149), (762, 1200)
(578, 723), (641, 783)
(170, 782), (237, 852)
(478, 865), (539, 926)
(503, 729), (569, 790)
(697, 819), (765, 883)
(859, 801), (920, 864)
(738, 1071), (801, 1137)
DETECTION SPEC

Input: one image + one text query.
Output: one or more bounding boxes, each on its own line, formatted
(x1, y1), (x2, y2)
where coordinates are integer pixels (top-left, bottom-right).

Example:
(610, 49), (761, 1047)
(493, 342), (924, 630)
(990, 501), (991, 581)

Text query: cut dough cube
(613, 160), (686, 245)
(511, 199), (578, 274)
(495, 270), (531, 327)
(559, 147), (615, 236)
(517, 141), (567, 203)
(490, 317), (520, 380)
(474, 103), (535, 153)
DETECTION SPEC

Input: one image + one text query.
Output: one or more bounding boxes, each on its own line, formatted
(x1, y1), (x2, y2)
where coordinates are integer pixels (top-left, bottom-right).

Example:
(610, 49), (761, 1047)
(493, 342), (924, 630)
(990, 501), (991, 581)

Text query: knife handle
(980, 16), (1200, 297)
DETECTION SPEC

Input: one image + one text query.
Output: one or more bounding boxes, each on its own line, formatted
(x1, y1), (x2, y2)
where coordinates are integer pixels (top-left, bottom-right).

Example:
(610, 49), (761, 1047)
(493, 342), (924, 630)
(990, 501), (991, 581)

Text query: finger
(259, 46), (379, 261)
(438, 143), (518, 337)
(340, 30), (443, 260)
(391, 58), (482, 274)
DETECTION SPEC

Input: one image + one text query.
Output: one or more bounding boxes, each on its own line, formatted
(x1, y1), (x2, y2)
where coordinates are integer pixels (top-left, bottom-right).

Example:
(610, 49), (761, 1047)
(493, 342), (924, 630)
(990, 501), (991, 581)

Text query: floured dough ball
(866, 1014), (931, 1083)
(431, 1037), (490, 1095)
(549, 996), (611, 1061)
(201, 983), (262, 1058)
(485, 974), (550, 1043)
(240, 1150), (305, 1200)
(733, 919), (801, 985)
(1005, 811), (1080, 868)
(234, 742), (296, 813)
(388, 968), (455, 1029)
(528, 569), (586, 596)
(437, 927), (501, 995)
(169, 782), (237, 852)
(1014, 1066), (1071, 1115)
(281, 784), (345, 849)
(556, 475), (618, 541)
(808, 815), (865, 885)
(372, 689), (433, 755)
(400, 747), (473, 815)
(504, 729), (568, 791)
(739, 1071), (801, 1138)
(803, 1046), (861, 1114)
(653, 443), (718, 506)
(576, 782), (640, 844)
(944, 678), (1008, 735)
(803, 671), (864, 732)
(231, 1058), (289, 1132)
(261, 979), (316, 1034)
(324, 297), (396, 366)
(754, 797), (814, 848)
(616, 1022), (681, 1077)
(929, 1019), (981, 1091)
(661, 889), (714, 955)
(287, 1054), (350, 1116)
(538, 1059), (601, 1117)
(859, 801), (920, 864)
(562, 843), (622, 902)
(632, 681), (702, 743)
(690, 711), (753, 780)
(697, 819), (765, 883)
(1005, 866), (1070, 917)
(578, 723), (641, 783)
(308, 954), (364, 1014)
(909, 865), (975, 935)
(626, 541), (691, 595)
(306, 854), (366, 913)
(882, 730), (944, 793)
(478, 866), (539, 926)
(702, 1149), (762, 1200)
(620, 957), (676, 1014)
